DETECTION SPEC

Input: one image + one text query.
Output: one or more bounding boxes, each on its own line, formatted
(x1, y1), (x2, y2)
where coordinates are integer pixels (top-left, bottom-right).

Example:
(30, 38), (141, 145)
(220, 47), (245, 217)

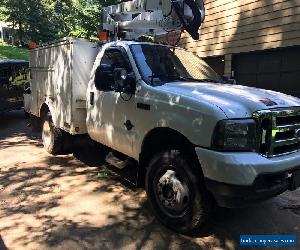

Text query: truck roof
(29, 37), (96, 51)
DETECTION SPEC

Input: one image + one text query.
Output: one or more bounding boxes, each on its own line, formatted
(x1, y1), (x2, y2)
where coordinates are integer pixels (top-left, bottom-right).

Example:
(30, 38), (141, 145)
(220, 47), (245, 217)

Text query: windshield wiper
(181, 77), (220, 83)
(148, 74), (220, 84)
(149, 75), (191, 81)
(148, 74), (181, 85)
(161, 76), (220, 83)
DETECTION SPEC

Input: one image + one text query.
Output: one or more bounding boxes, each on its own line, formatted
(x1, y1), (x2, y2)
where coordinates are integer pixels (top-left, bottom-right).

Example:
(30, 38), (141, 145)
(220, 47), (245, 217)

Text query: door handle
(90, 92), (94, 105)
(137, 102), (150, 110)
(124, 120), (134, 131)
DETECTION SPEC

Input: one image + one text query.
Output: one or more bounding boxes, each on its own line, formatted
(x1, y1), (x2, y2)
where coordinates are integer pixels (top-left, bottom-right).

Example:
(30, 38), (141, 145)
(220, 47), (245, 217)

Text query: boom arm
(102, 0), (205, 40)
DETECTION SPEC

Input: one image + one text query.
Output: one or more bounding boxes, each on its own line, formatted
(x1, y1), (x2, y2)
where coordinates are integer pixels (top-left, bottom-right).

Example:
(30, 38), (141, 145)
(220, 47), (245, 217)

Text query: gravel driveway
(0, 110), (299, 250)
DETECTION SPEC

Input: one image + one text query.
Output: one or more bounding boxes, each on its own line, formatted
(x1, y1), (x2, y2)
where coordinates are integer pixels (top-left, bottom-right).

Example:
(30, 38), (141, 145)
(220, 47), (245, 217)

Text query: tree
(0, 6), (7, 21)
(0, 0), (66, 43)
(71, 0), (118, 39)
(26, 0), (58, 42)
(70, 0), (102, 39)
(0, 0), (118, 43)
(0, 0), (27, 45)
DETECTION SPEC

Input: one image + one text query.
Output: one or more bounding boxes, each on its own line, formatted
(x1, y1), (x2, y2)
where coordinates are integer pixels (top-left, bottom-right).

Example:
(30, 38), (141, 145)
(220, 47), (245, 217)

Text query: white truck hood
(156, 82), (300, 118)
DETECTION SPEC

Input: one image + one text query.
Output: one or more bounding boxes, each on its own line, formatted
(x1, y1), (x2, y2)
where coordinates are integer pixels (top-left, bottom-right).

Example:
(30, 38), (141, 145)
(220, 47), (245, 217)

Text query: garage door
(232, 46), (300, 97)
(203, 56), (225, 77)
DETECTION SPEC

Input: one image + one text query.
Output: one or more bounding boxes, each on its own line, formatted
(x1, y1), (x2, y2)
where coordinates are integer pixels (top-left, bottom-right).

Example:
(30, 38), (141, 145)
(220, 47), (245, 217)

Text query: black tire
(42, 112), (64, 155)
(145, 150), (212, 233)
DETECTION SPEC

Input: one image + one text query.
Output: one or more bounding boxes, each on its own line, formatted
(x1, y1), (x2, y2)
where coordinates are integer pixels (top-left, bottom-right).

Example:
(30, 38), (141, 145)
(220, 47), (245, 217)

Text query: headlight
(212, 119), (256, 151)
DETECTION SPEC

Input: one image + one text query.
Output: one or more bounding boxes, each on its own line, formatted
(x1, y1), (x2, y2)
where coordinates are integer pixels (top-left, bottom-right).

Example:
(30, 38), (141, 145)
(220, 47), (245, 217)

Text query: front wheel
(42, 112), (64, 155)
(146, 150), (212, 233)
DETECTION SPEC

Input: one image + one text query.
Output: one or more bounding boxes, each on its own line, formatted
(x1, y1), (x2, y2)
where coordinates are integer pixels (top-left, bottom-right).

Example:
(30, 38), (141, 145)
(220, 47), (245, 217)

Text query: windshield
(130, 44), (222, 86)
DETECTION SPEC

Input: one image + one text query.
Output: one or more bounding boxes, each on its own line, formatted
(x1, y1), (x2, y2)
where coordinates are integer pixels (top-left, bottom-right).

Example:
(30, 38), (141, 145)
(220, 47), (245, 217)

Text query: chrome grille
(253, 108), (300, 157)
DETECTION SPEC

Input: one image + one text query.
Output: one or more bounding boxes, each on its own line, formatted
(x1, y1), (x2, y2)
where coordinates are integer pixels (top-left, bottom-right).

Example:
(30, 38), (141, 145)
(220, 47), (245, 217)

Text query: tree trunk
(18, 20), (23, 46)
(12, 20), (15, 45)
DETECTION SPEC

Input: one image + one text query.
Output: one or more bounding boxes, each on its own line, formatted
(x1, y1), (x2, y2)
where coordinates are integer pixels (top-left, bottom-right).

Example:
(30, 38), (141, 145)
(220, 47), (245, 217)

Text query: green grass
(0, 40), (29, 61)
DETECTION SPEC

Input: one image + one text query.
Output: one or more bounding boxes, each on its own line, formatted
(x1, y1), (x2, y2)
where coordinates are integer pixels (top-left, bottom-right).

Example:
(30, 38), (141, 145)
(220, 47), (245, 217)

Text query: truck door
(87, 47), (136, 157)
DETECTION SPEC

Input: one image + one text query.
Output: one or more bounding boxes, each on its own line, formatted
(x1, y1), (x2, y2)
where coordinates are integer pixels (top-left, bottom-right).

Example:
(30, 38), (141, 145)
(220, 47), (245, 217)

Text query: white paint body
(86, 41), (300, 157)
(86, 41), (300, 187)
(30, 40), (300, 187)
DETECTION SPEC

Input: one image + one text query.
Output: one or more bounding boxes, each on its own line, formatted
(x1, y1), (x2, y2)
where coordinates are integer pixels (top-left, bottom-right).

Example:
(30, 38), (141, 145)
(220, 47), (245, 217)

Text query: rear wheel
(42, 112), (64, 155)
(146, 150), (212, 233)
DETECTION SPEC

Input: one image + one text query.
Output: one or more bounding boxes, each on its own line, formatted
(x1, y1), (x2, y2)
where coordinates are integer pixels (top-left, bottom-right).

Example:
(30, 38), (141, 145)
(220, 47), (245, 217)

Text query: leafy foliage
(0, 6), (7, 21)
(0, 0), (118, 43)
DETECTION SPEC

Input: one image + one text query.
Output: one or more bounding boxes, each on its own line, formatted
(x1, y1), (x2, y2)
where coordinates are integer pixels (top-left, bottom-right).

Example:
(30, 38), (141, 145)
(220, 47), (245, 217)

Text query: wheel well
(138, 127), (200, 186)
(30, 103), (49, 132)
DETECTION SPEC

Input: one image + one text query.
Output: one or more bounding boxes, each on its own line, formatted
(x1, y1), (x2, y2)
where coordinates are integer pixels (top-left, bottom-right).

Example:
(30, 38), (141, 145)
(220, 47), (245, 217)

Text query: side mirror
(113, 68), (136, 94)
(94, 64), (113, 91)
(223, 75), (236, 85)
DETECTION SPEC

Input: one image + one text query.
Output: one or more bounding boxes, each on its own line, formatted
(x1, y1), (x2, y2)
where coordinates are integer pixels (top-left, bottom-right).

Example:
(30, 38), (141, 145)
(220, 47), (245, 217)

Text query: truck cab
(85, 41), (300, 232)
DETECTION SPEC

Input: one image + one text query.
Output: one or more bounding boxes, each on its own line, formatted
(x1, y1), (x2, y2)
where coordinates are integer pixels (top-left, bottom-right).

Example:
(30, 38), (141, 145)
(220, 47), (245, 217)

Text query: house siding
(155, 0), (300, 77)
(178, 0), (300, 56)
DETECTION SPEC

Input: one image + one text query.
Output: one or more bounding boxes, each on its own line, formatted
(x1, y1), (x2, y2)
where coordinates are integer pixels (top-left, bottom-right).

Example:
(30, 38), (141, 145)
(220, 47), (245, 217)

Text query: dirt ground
(0, 110), (300, 250)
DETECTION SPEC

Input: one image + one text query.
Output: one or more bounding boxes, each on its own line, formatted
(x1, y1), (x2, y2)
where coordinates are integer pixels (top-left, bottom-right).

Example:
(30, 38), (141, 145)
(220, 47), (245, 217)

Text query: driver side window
(94, 48), (132, 91)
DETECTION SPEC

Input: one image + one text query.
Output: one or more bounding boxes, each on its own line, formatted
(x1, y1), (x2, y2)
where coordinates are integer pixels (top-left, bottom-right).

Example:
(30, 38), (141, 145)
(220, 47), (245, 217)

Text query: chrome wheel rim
(155, 169), (190, 217)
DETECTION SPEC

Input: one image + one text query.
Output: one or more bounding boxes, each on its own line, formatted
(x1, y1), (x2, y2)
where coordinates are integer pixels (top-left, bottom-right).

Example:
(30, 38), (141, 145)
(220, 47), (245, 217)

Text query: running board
(105, 151), (140, 186)
(105, 151), (132, 169)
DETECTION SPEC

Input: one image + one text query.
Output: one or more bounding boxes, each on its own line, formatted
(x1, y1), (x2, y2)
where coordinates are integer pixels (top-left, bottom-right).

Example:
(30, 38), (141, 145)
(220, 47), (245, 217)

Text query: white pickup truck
(29, 37), (300, 232)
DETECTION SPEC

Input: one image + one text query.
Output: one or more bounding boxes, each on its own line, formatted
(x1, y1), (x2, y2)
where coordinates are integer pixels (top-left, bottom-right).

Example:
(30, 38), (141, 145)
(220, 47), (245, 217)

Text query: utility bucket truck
(28, 0), (300, 233)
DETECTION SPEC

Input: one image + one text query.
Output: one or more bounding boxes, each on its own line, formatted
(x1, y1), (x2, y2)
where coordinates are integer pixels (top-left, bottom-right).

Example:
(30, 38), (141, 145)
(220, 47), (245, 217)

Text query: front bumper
(195, 147), (300, 207)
